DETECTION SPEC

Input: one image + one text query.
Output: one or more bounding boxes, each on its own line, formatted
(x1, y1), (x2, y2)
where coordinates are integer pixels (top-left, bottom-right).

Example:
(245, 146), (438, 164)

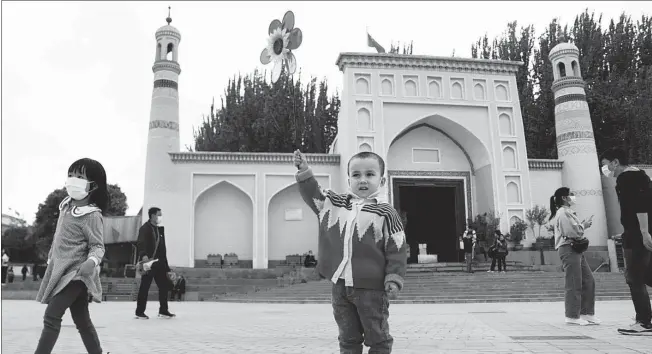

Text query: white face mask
(601, 164), (614, 178)
(568, 196), (577, 205)
(65, 177), (89, 200)
(156, 216), (163, 225)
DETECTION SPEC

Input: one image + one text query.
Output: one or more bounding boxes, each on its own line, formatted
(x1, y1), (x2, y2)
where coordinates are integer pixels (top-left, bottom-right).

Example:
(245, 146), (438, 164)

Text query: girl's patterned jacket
(296, 168), (407, 291)
(36, 197), (105, 304)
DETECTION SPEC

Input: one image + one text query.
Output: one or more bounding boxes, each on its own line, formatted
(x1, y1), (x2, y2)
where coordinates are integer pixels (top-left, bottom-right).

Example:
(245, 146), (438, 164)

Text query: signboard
(285, 209), (303, 221)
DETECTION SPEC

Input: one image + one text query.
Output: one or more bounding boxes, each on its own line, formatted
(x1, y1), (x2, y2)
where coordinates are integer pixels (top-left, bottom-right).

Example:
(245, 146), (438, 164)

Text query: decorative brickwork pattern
(149, 120), (179, 131)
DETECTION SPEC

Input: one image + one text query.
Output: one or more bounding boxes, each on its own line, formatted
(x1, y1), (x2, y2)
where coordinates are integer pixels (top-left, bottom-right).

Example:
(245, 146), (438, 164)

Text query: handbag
(565, 236), (589, 253)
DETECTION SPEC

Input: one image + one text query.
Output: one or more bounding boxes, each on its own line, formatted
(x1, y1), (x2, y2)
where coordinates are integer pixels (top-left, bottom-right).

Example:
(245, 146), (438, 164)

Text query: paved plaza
(1, 299), (650, 353)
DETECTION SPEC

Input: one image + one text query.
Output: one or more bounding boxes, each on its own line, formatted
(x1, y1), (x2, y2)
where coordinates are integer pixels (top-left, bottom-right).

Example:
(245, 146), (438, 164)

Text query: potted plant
(526, 205), (550, 264)
(207, 253), (222, 266)
(223, 253), (238, 266)
(508, 219), (528, 250)
(467, 211), (501, 260)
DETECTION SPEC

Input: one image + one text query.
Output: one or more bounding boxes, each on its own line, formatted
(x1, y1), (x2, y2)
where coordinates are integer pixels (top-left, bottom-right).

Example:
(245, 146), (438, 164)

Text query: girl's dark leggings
(34, 280), (102, 354)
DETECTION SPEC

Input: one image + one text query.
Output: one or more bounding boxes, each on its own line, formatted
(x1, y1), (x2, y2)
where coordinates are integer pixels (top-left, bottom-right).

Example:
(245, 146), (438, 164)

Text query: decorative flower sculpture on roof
(260, 11), (303, 83)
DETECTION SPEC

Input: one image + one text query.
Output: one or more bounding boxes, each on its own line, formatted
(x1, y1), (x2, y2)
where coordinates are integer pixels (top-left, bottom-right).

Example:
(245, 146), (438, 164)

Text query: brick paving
(1, 299), (650, 353)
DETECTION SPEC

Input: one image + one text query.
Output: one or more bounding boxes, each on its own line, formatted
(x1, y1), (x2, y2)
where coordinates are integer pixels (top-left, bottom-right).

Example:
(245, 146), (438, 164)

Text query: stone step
(236, 293), (632, 301)
(215, 295), (632, 304)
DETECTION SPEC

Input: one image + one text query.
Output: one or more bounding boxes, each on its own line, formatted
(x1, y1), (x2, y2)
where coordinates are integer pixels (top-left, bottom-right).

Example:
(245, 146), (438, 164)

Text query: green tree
(389, 41), (413, 54)
(1, 226), (35, 262)
(193, 69), (339, 153)
(470, 11), (652, 164)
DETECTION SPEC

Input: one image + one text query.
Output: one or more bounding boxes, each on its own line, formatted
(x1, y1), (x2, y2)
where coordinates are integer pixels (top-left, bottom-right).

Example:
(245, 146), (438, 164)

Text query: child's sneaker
(580, 315), (601, 325)
(618, 321), (652, 336)
(487, 270), (494, 273)
(566, 317), (590, 326)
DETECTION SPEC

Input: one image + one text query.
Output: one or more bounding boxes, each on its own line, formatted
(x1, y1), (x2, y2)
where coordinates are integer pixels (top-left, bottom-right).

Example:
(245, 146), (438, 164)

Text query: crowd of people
(25, 144), (651, 353)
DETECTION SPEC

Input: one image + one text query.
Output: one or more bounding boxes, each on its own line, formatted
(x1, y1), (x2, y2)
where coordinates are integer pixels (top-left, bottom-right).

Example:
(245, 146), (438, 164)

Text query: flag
(367, 32), (385, 53)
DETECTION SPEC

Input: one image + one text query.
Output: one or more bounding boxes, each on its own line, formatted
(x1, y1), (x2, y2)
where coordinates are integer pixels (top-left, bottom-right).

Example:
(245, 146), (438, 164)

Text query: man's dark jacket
(137, 222), (170, 272)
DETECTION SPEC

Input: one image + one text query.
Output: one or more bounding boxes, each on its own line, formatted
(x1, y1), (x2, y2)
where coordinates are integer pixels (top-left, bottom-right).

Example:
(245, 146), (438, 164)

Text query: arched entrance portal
(386, 115), (494, 263)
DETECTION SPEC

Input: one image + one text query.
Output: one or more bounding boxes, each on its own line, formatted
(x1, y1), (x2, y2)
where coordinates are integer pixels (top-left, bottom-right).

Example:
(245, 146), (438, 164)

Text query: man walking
(601, 148), (652, 335)
(135, 207), (175, 319)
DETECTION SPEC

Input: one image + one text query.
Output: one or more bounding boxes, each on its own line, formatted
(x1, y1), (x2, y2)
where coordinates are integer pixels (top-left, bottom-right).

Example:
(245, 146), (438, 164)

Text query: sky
(2, 1), (651, 224)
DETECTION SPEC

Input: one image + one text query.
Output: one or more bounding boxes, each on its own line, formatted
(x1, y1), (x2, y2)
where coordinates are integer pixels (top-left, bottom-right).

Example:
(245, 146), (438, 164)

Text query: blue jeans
(331, 279), (392, 354)
(558, 245), (595, 319)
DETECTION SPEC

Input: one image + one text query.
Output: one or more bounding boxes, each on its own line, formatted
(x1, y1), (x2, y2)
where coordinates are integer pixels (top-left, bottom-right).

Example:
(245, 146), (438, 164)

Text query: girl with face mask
(34, 158), (109, 354)
(549, 187), (598, 326)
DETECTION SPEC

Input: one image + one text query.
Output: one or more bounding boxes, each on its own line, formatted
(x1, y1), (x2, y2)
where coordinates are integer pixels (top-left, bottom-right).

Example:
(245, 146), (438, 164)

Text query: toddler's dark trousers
(331, 279), (392, 354)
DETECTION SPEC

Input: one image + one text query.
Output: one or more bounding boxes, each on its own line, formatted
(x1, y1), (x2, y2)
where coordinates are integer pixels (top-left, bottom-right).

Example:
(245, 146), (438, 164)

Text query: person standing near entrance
(601, 148), (652, 335)
(135, 207), (175, 319)
(462, 228), (476, 273)
(489, 231), (508, 273)
(550, 187), (598, 326)
(2, 249), (9, 285)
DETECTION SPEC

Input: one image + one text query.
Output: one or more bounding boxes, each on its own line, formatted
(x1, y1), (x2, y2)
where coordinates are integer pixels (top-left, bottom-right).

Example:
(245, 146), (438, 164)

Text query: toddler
(294, 150), (407, 354)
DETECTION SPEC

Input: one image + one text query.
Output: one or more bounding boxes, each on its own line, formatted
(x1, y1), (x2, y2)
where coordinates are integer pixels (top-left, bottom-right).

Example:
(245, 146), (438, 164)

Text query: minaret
(549, 42), (607, 246)
(143, 7), (181, 225)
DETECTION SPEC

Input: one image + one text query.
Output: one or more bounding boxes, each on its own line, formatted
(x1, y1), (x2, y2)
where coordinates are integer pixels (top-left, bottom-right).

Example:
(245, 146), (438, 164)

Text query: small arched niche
(357, 108), (372, 131)
(404, 80), (417, 97)
(356, 77), (370, 95)
(506, 182), (521, 204)
(495, 85), (508, 101)
(156, 43), (162, 61)
(499, 113), (513, 136)
(474, 84), (485, 100)
(451, 82), (463, 99)
(359, 143), (372, 152)
(381, 79), (393, 95)
(509, 215), (521, 227)
(429, 80), (441, 98)
(502, 146), (517, 169)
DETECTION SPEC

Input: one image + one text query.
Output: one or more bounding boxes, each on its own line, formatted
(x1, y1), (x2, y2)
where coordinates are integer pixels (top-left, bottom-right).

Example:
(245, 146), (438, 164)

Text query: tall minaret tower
(143, 8), (181, 225)
(549, 42), (607, 246)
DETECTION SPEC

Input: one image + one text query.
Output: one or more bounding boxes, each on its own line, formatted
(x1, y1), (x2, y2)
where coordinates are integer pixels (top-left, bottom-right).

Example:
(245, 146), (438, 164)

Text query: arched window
(156, 43), (162, 61)
(166, 43), (174, 61)
(571, 61), (579, 76)
(558, 62), (566, 77)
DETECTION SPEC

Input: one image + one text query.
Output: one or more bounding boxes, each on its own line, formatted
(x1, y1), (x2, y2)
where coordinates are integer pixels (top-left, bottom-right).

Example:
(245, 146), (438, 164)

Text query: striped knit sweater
(296, 168), (407, 291)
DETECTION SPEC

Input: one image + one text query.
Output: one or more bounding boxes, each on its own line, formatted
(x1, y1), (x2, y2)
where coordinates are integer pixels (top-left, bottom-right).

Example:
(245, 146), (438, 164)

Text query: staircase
(214, 268), (632, 304)
(1, 267), (309, 302)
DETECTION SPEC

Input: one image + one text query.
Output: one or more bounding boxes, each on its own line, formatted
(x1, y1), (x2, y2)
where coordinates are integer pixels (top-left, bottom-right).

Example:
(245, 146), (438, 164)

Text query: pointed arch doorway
(391, 176), (467, 263)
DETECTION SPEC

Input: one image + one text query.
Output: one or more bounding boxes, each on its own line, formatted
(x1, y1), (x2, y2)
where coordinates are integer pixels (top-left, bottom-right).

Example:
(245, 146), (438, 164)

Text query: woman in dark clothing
(489, 231), (508, 273)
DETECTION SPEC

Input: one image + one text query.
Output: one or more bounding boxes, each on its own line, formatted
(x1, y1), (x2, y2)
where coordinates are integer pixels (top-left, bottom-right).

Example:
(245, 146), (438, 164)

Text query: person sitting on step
(304, 250), (317, 268)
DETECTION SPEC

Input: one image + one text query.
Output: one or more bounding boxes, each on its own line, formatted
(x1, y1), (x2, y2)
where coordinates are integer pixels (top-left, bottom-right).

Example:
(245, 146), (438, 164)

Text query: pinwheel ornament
(260, 11), (303, 83)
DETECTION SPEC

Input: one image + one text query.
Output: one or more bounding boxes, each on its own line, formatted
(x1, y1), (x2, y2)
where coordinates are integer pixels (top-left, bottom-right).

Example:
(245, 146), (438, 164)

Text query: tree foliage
(192, 69), (339, 153)
(390, 41), (414, 55)
(471, 11), (652, 163)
